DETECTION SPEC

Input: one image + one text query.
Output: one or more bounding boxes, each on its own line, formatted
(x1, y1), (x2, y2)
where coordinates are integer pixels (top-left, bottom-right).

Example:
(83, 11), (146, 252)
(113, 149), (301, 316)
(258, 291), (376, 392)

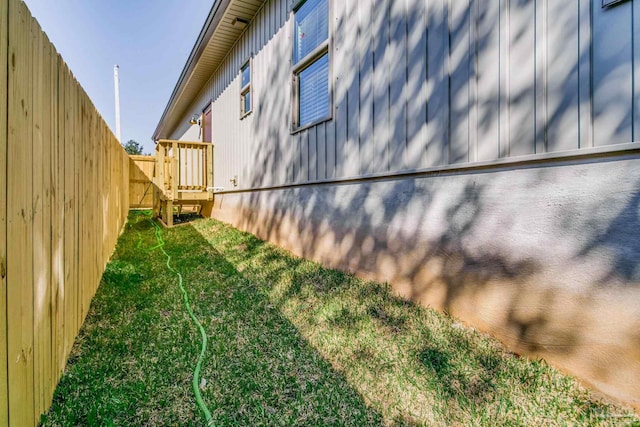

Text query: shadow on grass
(43, 212), (383, 426)
(190, 217), (640, 427)
(44, 212), (639, 426)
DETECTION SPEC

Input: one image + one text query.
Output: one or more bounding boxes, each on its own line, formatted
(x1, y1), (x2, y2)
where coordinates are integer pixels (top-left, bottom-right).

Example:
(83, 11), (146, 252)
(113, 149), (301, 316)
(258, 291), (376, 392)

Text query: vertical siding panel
(426, 0), (449, 166)
(7, 0), (35, 423)
(284, 1), (295, 185)
(263, 2), (268, 52)
(270, 0), (276, 44)
(287, 16), (297, 184)
(301, 129), (309, 181)
(358, 0), (374, 175)
(278, 0), (283, 32)
(258, 0), (266, 186)
(468, 0), (478, 162)
(257, 6), (267, 186)
(406, 0), (428, 169)
(325, 0), (336, 180)
(534, 0), (547, 154)
(270, 39), (279, 186)
(294, 131), (302, 183)
(476, 1), (500, 161)
(578, 0), (593, 148)
(509, 0), (536, 157)
(317, 123), (326, 180)
(389, 0), (407, 171)
(498, 0), (509, 158)
(262, 9), (270, 187)
(449, 0), (471, 164)
(372, 0), (390, 173)
(0, 0), (7, 422)
(277, 0), (289, 185)
(635, 0), (640, 141)
(309, 126), (317, 180)
(546, 1), (580, 152)
(342, 0), (360, 178)
(335, 0), (352, 177)
(325, 118), (335, 179)
(592, 1), (633, 146)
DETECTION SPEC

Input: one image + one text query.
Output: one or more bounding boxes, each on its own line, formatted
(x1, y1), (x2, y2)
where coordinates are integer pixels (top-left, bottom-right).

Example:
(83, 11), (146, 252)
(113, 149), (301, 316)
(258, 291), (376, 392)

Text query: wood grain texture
(1, 1), (130, 423)
(7, 1), (35, 424)
(0, 0), (8, 423)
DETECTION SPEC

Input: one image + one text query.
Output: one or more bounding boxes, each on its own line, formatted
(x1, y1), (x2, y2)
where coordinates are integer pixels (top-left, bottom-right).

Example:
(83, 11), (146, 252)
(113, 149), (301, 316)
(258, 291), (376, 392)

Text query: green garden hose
(134, 213), (214, 426)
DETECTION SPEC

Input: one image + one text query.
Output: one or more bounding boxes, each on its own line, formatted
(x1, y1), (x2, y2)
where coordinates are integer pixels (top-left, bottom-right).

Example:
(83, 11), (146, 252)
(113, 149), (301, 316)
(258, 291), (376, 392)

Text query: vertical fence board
(54, 55), (65, 382)
(48, 48), (61, 403)
(7, 0), (35, 424)
(0, 0), (8, 423)
(63, 65), (75, 363)
(30, 18), (45, 419)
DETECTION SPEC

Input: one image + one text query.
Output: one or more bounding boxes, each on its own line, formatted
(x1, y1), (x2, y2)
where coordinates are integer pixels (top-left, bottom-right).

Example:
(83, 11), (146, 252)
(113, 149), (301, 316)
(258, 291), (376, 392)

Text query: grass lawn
(42, 211), (639, 426)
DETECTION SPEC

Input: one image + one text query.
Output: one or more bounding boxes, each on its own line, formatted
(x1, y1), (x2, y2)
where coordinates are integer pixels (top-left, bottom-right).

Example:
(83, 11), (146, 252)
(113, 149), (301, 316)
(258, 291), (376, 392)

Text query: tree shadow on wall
(214, 0), (639, 407)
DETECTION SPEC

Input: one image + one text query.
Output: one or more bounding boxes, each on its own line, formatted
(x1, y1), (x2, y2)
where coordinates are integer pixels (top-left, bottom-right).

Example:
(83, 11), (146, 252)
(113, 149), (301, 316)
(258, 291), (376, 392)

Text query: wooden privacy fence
(129, 155), (155, 209)
(0, 1), (130, 425)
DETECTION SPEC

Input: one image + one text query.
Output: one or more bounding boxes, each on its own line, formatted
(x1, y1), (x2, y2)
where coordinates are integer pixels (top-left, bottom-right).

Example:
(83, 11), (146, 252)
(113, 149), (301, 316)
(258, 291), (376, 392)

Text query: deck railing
(154, 139), (213, 200)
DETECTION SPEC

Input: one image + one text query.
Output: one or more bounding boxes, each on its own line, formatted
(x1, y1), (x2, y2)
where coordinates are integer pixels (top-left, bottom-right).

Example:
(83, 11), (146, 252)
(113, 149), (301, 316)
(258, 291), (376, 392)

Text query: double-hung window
(292, 0), (331, 130)
(240, 59), (252, 117)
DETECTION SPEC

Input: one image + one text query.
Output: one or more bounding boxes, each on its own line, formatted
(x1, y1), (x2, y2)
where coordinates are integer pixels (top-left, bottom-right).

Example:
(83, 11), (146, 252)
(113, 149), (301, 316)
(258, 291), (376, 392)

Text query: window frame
(290, 0), (333, 133)
(240, 57), (253, 119)
(602, 0), (628, 7)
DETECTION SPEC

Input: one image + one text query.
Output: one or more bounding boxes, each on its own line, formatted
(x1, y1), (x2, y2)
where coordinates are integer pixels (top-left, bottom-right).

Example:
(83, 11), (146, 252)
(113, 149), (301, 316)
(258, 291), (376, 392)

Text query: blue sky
(23, 0), (212, 154)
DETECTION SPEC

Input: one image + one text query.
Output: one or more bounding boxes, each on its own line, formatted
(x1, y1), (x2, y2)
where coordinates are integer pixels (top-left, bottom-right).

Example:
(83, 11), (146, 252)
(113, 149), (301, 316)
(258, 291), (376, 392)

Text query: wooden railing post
(207, 143), (213, 191)
(171, 141), (179, 200)
(156, 143), (165, 194)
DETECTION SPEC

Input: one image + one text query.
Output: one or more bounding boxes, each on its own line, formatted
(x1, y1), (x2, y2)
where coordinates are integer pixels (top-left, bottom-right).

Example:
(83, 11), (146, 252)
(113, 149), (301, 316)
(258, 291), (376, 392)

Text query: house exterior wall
(170, 0), (640, 189)
(166, 0), (640, 408)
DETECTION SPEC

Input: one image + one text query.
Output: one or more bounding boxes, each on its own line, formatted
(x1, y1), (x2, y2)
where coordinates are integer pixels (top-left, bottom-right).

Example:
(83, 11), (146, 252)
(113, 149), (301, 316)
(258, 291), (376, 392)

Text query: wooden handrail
(153, 139), (214, 200)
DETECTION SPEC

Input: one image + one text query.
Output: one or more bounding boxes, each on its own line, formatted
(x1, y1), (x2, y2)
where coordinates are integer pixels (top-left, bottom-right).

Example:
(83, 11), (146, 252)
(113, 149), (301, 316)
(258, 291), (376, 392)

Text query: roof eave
(152, 0), (232, 142)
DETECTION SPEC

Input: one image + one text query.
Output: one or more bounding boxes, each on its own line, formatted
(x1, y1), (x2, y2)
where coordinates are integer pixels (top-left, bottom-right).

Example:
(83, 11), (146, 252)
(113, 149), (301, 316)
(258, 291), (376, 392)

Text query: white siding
(169, 0), (640, 190)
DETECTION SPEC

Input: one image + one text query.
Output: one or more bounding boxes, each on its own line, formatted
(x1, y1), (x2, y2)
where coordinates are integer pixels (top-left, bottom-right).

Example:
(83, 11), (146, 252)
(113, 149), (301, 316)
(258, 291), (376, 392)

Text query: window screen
(292, 0), (330, 130)
(299, 53), (329, 127)
(294, 0), (329, 63)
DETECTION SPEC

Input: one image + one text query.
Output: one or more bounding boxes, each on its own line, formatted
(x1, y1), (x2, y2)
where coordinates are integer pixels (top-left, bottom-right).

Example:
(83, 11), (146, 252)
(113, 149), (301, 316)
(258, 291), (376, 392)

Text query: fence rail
(0, 1), (130, 425)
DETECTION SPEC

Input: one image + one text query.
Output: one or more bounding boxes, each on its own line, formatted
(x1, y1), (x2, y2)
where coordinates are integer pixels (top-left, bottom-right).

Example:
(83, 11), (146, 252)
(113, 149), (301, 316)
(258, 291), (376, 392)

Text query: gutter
(152, 0), (232, 142)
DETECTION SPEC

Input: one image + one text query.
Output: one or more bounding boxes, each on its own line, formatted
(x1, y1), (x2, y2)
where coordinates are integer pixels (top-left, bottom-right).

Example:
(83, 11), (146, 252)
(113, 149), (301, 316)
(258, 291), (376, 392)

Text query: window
(240, 59), (252, 117)
(292, 0), (331, 130)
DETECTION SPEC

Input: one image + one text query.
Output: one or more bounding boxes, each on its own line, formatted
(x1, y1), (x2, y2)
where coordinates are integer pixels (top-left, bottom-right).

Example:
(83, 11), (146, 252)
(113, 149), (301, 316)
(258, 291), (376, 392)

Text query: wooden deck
(152, 139), (214, 226)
